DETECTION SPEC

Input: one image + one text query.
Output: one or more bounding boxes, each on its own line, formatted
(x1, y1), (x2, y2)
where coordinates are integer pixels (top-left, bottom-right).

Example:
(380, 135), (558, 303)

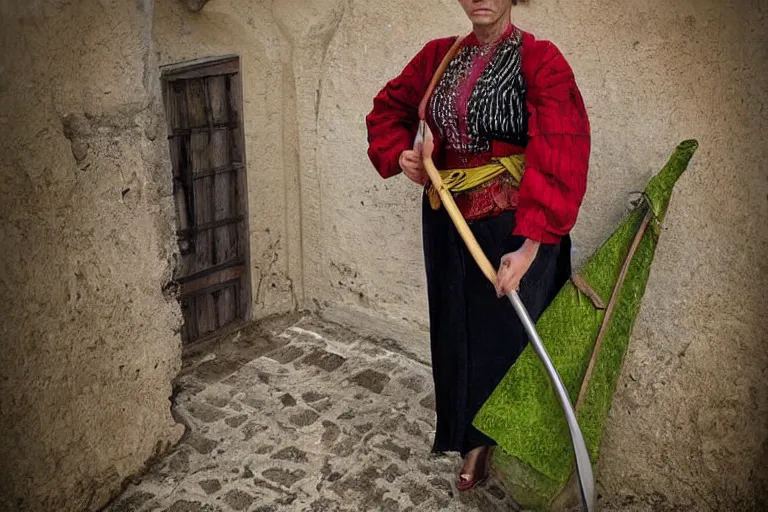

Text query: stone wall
(0, 1), (184, 510)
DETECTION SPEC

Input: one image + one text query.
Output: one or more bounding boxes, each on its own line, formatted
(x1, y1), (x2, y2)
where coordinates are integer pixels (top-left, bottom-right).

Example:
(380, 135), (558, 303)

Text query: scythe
(418, 118), (597, 512)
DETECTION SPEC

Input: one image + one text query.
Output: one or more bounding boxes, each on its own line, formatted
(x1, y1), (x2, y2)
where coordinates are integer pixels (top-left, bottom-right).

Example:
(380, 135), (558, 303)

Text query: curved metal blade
(506, 290), (596, 512)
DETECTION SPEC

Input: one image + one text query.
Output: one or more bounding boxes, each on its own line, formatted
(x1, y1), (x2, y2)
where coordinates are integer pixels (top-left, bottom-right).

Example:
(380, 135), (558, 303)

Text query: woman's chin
(470, 15), (497, 26)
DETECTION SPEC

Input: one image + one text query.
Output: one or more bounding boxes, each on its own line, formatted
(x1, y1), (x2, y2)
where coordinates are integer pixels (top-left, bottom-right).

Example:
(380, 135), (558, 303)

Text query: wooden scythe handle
(419, 121), (498, 285)
(574, 208), (653, 411)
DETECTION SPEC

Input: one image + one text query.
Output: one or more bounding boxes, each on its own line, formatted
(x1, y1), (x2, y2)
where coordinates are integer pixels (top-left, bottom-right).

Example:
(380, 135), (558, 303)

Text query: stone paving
(106, 313), (520, 512)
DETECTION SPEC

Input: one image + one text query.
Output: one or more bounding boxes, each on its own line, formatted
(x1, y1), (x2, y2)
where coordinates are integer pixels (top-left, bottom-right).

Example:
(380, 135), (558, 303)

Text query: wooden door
(161, 56), (251, 344)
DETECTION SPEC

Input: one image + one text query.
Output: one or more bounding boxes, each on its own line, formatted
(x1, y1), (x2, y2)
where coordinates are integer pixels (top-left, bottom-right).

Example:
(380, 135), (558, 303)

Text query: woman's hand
(495, 239), (541, 298)
(399, 143), (428, 186)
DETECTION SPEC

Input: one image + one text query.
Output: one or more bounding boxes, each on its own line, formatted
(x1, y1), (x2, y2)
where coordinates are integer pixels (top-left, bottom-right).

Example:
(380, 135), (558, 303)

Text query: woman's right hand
(399, 144), (428, 186)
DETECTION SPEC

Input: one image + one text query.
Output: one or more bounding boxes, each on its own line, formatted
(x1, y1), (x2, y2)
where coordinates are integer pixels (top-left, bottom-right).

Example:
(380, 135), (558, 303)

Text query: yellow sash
(427, 155), (525, 210)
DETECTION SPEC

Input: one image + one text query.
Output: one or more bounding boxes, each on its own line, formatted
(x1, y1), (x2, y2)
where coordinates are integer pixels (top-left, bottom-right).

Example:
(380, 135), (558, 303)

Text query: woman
(366, 0), (590, 490)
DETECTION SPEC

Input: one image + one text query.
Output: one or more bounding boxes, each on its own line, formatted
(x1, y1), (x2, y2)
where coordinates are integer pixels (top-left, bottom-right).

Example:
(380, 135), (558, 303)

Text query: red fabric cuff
(367, 133), (412, 179)
(513, 208), (561, 244)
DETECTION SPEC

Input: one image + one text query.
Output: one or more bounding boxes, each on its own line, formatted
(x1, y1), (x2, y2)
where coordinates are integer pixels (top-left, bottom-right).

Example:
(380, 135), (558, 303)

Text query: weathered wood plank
(180, 265), (246, 297)
(185, 78), (213, 275)
(191, 162), (243, 181)
(195, 293), (217, 338)
(216, 286), (237, 328)
(191, 176), (213, 273)
(205, 75), (236, 320)
(181, 297), (196, 342)
(228, 73), (251, 321)
(185, 78), (210, 127)
(208, 75), (230, 124)
(169, 80), (196, 272)
(167, 80), (190, 130)
(210, 122), (235, 263)
(168, 123), (238, 138)
(161, 56), (238, 82)
(227, 75), (244, 164)
(177, 215), (244, 237)
(177, 258), (245, 284)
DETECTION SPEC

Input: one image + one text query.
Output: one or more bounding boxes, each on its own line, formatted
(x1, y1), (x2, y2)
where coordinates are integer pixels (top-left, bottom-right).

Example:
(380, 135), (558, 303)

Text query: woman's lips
(472, 8), (492, 15)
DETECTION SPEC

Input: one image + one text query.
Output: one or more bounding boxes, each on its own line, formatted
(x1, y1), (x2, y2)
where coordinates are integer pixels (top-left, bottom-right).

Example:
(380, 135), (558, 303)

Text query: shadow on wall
(182, 0), (210, 13)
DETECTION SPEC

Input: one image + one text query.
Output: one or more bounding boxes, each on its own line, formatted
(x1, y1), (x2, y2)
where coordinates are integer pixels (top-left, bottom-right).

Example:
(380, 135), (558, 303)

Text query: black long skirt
(422, 192), (571, 456)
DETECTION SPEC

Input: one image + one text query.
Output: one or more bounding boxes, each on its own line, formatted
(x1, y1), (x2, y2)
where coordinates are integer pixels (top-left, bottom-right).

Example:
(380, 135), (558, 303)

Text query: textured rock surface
(106, 314), (519, 512)
(0, 1), (184, 511)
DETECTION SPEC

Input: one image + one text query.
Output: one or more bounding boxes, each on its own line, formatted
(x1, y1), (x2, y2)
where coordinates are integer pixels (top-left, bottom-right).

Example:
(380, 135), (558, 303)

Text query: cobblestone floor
(106, 313), (520, 512)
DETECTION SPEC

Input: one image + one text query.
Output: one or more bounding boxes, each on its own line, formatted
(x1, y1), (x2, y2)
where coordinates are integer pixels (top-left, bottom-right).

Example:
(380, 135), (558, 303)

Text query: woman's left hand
(495, 239), (541, 298)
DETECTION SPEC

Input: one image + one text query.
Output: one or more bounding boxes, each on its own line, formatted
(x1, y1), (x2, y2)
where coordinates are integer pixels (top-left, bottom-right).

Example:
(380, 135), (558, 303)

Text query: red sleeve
(514, 37), (591, 244)
(366, 38), (455, 179)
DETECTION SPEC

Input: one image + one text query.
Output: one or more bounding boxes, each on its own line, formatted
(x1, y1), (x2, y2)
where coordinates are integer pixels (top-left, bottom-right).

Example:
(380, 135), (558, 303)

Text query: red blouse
(365, 28), (591, 244)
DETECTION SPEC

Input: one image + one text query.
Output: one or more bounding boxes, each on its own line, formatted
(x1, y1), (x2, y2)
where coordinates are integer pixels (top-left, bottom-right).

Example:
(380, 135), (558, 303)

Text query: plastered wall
(0, 1), (185, 511)
(304, 0), (768, 508)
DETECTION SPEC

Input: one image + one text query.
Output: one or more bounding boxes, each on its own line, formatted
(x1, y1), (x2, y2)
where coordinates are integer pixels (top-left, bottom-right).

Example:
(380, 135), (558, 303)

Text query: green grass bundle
(473, 140), (699, 509)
